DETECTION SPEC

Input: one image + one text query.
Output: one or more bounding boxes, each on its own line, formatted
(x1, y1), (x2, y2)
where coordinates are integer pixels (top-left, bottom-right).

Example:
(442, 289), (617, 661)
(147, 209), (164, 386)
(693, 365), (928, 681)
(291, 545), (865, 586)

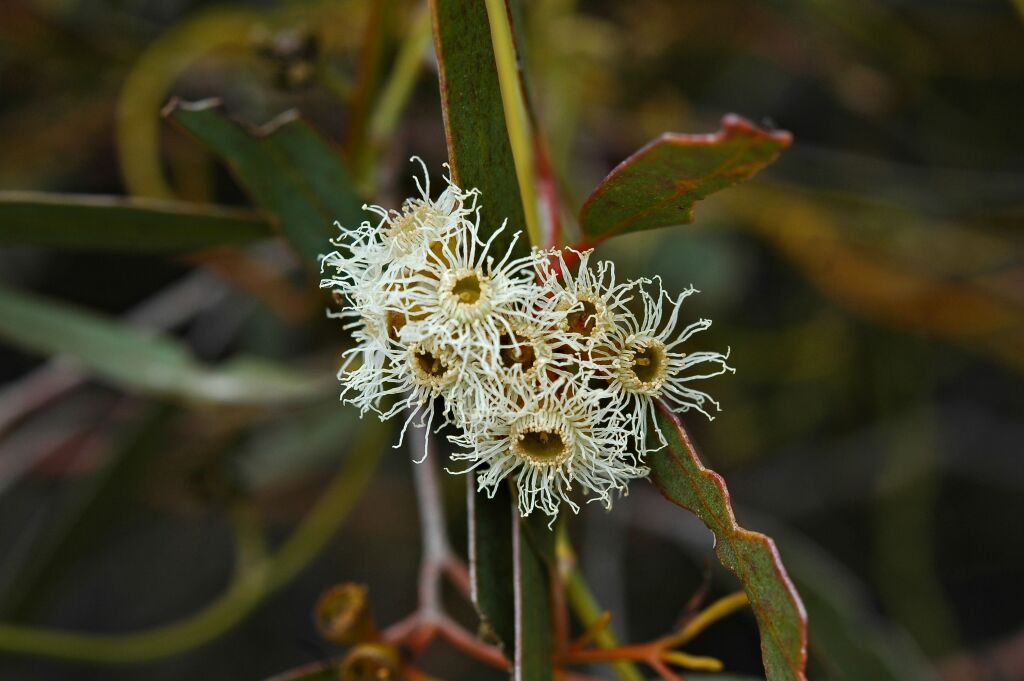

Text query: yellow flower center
(408, 343), (456, 391)
(510, 411), (574, 466)
(439, 268), (494, 322)
(451, 272), (482, 304)
(615, 338), (669, 394)
(559, 292), (608, 339)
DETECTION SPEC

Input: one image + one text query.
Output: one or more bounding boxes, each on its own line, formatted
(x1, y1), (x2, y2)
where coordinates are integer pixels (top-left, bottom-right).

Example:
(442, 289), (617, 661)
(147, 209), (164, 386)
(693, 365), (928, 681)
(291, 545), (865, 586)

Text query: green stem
(483, 0), (542, 248)
(557, 531), (645, 681)
(0, 422), (387, 663)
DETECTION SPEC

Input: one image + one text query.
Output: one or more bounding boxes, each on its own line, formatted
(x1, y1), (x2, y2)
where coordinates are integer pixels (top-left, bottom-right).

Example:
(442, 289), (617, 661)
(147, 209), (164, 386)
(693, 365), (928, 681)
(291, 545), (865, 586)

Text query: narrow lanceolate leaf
(163, 98), (365, 267)
(468, 479), (516, 650)
(515, 513), (556, 681)
(0, 192), (272, 252)
(650, 404), (808, 681)
(430, 0), (530, 260)
(432, 0), (546, 669)
(0, 284), (325, 405)
(579, 115), (791, 246)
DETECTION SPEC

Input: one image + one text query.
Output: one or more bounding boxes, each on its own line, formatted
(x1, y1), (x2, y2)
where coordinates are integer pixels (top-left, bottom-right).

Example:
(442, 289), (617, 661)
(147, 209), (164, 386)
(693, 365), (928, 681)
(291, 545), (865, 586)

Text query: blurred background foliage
(0, 0), (1022, 679)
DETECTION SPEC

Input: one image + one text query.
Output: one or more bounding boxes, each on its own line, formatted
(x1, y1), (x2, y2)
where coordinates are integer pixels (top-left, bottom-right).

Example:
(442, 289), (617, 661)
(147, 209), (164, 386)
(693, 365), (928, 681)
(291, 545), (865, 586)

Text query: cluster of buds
(320, 160), (732, 521)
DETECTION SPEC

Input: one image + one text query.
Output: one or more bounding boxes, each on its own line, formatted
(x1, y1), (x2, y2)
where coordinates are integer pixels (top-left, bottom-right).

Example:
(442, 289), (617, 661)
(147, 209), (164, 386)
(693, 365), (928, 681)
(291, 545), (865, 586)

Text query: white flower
(534, 247), (637, 351)
(319, 157), (476, 290)
(448, 375), (647, 520)
(393, 214), (539, 371)
(329, 278), (401, 416)
(321, 162), (733, 523)
(375, 336), (486, 461)
(599, 279), (734, 454)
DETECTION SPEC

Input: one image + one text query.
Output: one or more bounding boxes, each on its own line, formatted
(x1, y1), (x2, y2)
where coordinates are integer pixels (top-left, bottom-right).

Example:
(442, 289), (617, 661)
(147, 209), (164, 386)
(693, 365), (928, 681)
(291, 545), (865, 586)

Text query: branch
(380, 415), (499, 669)
(557, 531), (644, 681)
(560, 592), (748, 681)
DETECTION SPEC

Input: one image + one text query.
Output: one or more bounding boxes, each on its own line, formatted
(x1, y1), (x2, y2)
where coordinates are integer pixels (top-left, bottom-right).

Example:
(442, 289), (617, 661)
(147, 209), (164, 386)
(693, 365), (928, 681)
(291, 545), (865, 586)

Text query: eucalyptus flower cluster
(320, 160), (733, 520)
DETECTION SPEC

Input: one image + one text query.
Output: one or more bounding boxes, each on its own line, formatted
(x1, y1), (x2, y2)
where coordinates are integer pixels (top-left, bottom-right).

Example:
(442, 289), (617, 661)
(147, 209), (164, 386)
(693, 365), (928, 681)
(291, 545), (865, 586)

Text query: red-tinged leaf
(430, 0), (529, 260)
(579, 115), (791, 246)
(650, 403), (808, 681)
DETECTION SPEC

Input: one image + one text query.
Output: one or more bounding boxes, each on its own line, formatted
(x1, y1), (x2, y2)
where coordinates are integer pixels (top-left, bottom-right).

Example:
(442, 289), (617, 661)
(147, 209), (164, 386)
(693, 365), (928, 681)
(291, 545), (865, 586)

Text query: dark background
(1, 0), (1022, 679)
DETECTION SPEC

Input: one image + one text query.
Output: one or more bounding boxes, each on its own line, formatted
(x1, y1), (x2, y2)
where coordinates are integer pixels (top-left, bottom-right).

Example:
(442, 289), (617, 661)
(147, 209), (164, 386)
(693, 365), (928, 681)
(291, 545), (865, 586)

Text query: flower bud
(314, 583), (377, 644)
(340, 643), (402, 681)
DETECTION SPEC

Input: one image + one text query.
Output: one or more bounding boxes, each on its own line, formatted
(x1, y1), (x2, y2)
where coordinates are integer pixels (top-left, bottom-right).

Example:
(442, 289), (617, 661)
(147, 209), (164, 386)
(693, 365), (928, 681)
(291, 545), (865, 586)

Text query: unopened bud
(314, 583), (377, 644)
(340, 643), (402, 681)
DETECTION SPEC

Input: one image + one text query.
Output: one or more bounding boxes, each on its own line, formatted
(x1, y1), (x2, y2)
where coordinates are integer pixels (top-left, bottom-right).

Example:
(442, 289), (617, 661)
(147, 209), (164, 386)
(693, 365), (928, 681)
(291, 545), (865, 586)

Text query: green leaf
(431, 0), (530, 260)
(468, 479), (515, 650)
(163, 98), (365, 267)
(433, 0), (548, 670)
(0, 191), (272, 252)
(579, 115), (791, 246)
(0, 283), (325, 404)
(650, 404), (808, 681)
(515, 513), (556, 681)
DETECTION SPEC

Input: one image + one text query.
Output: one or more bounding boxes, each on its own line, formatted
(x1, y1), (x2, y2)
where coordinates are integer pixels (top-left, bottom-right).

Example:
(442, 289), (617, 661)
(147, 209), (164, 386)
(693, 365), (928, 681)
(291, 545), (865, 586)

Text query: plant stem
(557, 532), (645, 681)
(0, 421), (388, 663)
(661, 591), (748, 649)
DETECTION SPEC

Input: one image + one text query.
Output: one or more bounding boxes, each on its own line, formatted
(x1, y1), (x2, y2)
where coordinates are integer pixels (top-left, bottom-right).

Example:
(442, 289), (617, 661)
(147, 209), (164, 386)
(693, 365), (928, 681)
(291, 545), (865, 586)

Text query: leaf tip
(719, 113), (793, 148)
(160, 96), (224, 120)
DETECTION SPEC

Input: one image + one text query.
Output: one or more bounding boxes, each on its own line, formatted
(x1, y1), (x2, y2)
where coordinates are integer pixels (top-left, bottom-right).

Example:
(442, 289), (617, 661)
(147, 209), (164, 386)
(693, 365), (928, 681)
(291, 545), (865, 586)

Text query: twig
(557, 531), (644, 681)
(560, 592), (748, 680)
(381, 415), (500, 669)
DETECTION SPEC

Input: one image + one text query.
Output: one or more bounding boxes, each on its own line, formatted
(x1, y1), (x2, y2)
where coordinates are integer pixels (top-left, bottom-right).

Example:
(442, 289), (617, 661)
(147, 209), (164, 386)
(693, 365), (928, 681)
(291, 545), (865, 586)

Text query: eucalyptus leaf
(0, 191), (272, 252)
(164, 99), (364, 268)
(0, 283), (325, 405)
(431, 0), (530, 260)
(579, 115), (790, 246)
(515, 512), (556, 681)
(431, 0), (545, 667)
(468, 480), (515, 650)
(650, 404), (808, 681)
